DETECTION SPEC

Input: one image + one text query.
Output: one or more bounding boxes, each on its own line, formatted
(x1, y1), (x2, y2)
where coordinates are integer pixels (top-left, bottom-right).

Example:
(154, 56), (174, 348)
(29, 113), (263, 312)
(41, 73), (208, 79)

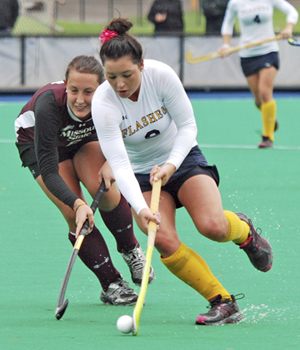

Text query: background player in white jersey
(219, 0), (298, 148)
(15, 55), (155, 306)
(92, 18), (273, 326)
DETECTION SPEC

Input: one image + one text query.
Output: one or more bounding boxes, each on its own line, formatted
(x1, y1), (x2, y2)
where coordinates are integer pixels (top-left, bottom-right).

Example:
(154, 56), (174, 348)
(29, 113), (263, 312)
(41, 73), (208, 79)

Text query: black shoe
(258, 136), (273, 148)
(236, 212), (273, 272)
(196, 294), (244, 325)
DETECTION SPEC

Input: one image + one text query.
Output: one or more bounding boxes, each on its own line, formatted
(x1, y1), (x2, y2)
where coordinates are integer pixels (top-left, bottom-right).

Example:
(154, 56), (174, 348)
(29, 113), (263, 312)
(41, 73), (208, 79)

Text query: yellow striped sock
(161, 242), (231, 301)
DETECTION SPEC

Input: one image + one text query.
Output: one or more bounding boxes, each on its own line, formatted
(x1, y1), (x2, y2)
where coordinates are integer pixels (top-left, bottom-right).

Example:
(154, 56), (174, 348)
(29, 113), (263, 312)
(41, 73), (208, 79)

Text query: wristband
(75, 202), (87, 212)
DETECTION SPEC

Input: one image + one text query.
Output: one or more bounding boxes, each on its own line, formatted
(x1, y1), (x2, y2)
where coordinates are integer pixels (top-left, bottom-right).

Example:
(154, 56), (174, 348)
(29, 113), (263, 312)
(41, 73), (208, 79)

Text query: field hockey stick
(186, 34), (282, 64)
(55, 181), (106, 320)
(132, 174), (162, 336)
(288, 37), (300, 47)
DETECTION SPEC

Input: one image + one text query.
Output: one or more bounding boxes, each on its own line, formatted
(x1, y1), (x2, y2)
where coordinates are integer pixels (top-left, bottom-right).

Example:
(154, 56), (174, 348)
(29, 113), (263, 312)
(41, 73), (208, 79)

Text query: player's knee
(200, 217), (228, 242)
(98, 185), (121, 211)
(260, 89), (272, 103)
(155, 230), (180, 256)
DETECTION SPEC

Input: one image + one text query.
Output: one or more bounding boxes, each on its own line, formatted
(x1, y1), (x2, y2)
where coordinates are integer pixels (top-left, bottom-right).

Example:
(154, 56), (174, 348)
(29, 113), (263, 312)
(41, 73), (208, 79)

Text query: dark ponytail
(99, 18), (143, 65)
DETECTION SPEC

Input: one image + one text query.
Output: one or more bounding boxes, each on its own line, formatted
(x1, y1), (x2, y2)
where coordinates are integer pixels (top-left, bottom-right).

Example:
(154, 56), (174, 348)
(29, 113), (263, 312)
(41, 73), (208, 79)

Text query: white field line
(1, 139), (300, 150)
(0, 139), (15, 143)
(1, 140), (255, 147)
(198, 144), (300, 150)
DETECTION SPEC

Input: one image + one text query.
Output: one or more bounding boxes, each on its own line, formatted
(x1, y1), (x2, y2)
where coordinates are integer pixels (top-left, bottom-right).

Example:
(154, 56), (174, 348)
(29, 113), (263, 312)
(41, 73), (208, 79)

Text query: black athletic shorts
(15, 133), (98, 179)
(135, 145), (220, 208)
(240, 51), (279, 77)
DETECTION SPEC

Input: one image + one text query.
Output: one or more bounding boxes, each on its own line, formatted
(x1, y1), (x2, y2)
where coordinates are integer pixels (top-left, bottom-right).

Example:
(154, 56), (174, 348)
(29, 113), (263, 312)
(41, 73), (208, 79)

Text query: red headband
(100, 29), (118, 44)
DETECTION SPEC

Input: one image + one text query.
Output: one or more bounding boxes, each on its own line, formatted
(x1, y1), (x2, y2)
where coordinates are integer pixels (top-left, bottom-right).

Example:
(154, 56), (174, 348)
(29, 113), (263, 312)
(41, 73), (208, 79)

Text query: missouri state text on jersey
(15, 81), (96, 148)
(60, 124), (95, 147)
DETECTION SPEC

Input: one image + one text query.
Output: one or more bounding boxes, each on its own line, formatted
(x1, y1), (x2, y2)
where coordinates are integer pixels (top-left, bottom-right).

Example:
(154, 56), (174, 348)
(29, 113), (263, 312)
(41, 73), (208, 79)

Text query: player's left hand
(281, 24), (294, 38)
(150, 163), (176, 186)
(139, 208), (161, 232)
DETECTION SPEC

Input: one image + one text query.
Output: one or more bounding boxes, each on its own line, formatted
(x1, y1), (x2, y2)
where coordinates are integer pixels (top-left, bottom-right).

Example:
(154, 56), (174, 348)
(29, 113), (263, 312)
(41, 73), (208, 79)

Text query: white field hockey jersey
(221, 0), (298, 57)
(92, 59), (197, 214)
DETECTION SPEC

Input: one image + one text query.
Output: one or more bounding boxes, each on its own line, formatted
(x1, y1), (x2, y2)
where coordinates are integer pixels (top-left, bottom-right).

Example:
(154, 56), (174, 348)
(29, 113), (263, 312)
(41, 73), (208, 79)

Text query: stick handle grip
(147, 176), (161, 247)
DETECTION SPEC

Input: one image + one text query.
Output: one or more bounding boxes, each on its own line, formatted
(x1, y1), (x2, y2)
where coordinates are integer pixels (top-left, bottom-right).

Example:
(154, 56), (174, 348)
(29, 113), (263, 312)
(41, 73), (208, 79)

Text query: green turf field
(1, 95), (300, 349)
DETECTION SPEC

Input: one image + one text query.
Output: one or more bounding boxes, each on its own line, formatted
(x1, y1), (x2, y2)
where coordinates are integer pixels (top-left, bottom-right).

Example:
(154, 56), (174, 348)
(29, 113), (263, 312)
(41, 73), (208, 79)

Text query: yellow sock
(223, 210), (250, 244)
(261, 100), (276, 141)
(161, 242), (231, 301)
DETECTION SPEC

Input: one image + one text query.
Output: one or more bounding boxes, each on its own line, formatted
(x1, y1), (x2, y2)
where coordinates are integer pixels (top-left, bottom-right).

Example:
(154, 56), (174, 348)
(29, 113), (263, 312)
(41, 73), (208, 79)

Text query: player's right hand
(75, 203), (95, 238)
(218, 44), (230, 57)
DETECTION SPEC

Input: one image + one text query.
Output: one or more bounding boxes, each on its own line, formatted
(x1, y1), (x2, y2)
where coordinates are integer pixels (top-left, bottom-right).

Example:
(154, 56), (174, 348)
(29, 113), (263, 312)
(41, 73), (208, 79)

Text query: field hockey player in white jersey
(219, 0), (298, 148)
(92, 18), (274, 326)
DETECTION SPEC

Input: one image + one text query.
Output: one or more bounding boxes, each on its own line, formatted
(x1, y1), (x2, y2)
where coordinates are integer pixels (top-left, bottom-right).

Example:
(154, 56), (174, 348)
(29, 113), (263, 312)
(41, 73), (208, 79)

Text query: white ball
(117, 315), (133, 334)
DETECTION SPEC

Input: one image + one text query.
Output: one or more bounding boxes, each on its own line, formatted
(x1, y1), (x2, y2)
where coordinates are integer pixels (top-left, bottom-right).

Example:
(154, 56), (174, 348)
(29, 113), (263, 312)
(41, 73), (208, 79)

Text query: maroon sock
(99, 194), (139, 252)
(68, 226), (120, 292)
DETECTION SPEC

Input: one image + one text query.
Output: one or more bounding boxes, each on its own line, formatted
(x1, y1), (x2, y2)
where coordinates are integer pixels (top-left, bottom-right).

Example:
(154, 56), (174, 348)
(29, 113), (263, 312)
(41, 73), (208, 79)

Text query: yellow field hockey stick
(132, 174), (162, 336)
(186, 34), (282, 64)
